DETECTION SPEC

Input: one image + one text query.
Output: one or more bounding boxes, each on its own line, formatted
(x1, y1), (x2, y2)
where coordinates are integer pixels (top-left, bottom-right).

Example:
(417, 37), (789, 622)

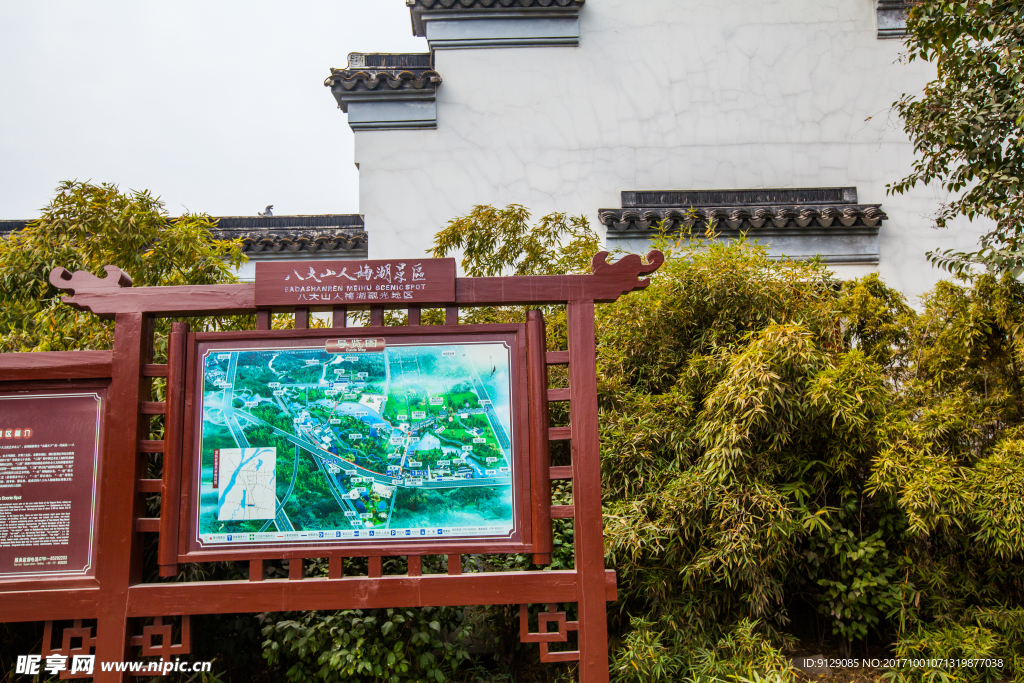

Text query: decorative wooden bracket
(49, 265), (133, 313)
(46, 264), (254, 319)
(50, 265), (134, 293)
(591, 250), (664, 282)
(519, 604), (580, 663)
(584, 249), (664, 303)
(41, 619), (97, 680)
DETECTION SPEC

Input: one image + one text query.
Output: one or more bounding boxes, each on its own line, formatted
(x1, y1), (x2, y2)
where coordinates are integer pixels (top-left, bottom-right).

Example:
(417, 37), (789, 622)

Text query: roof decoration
(408, 0), (584, 47)
(324, 53), (440, 99)
(408, 0), (583, 8)
(325, 53), (440, 130)
(877, 0), (909, 39)
(2, 216), (368, 259)
(209, 215), (367, 257)
(600, 187), (887, 237)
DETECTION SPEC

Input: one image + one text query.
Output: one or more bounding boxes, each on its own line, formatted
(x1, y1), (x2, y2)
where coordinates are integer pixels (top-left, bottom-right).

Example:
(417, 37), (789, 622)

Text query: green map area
(197, 342), (515, 545)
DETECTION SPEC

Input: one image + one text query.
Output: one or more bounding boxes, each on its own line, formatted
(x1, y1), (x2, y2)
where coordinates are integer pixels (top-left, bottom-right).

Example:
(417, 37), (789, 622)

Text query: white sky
(0, 1), (427, 219)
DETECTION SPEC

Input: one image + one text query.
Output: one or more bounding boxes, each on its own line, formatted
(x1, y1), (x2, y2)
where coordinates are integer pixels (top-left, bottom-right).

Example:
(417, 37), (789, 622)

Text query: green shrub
(261, 608), (470, 683)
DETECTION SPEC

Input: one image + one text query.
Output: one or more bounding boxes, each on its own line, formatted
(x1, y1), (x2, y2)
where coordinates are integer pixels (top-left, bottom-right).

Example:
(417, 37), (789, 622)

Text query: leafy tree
(0, 181), (263, 680)
(0, 180), (245, 353)
(429, 204), (600, 278)
(890, 1), (1024, 276)
(432, 205), (1024, 682)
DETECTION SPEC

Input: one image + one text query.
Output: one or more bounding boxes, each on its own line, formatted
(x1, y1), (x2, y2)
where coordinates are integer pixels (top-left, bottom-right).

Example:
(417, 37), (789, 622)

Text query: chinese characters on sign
(0, 391), (103, 579)
(325, 338), (387, 353)
(254, 258), (457, 307)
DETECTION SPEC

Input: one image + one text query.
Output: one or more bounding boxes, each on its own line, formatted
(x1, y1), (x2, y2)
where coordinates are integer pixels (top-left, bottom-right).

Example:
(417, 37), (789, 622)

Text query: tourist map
(196, 340), (516, 545)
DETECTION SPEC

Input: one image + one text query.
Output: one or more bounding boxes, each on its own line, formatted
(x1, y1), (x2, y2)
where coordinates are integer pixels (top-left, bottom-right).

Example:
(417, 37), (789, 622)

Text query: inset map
(195, 341), (515, 545)
(216, 447), (276, 521)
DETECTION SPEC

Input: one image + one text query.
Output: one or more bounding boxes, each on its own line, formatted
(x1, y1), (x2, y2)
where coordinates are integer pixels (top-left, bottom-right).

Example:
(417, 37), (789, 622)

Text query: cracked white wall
(353, 0), (988, 298)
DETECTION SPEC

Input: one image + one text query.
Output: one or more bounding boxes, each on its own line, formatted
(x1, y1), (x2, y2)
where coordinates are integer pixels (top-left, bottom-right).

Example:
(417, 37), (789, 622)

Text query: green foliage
(0, 180), (245, 353)
(804, 506), (902, 647)
(610, 616), (686, 683)
(435, 205), (1024, 681)
(685, 620), (798, 683)
(891, 1), (1024, 276)
(261, 608), (470, 683)
(429, 204), (600, 277)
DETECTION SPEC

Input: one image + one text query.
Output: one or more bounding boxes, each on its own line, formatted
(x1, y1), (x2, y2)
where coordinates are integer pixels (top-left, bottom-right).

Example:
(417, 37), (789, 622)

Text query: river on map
(335, 402), (387, 427)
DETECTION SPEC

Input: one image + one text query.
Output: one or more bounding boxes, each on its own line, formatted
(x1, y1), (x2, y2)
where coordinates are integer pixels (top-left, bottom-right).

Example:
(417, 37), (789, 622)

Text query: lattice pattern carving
(129, 615), (191, 674)
(41, 620), (97, 680)
(519, 604), (580, 663)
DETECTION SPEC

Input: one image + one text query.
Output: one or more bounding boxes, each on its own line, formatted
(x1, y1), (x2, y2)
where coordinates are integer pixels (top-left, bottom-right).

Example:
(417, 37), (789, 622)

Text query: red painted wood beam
(0, 350), (112, 381)
(0, 588), (100, 622)
(125, 570), (617, 616)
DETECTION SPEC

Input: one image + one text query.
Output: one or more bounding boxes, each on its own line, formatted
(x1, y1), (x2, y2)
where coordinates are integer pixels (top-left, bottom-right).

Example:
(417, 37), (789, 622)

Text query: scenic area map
(195, 339), (516, 546)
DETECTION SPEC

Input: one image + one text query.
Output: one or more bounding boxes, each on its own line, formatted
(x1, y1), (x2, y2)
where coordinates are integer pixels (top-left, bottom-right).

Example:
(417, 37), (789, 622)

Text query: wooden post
(95, 312), (152, 681)
(370, 306), (384, 327)
(567, 301), (610, 683)
(158, 322), (188, 577)
(526, 310), (553, 564)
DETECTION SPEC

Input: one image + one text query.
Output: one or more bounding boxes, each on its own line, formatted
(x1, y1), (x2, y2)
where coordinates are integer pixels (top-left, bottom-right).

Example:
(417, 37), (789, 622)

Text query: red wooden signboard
(254, 258), (456, 307)
(0, 387), (105, 581)
(0, 251), (663, 682)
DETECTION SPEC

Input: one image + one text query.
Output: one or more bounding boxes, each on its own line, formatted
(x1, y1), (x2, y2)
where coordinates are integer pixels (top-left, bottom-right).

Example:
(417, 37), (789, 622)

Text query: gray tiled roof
(408, 0), (582, 6)
(1, 215), (368, 258)
(877, 0), (910, 38)
(408, 0), (585, 39)
(211, 215), (367, 257)
(325, 53), (440, 99)
(600, 188), (886, 236)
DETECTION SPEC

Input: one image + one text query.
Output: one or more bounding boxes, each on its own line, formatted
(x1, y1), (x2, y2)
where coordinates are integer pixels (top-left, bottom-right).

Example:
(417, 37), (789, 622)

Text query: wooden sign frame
(0, 251), (663, 683)
(0, 379), (108, 588)
(178, 325), (536, 561)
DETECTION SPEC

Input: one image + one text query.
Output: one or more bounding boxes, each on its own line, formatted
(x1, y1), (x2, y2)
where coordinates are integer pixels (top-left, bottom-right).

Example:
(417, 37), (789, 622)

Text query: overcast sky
(0, 1), (426, 219)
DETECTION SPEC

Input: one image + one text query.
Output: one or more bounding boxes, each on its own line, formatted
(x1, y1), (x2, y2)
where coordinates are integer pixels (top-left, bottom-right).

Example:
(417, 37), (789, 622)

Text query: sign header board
(326, 338), (386, 354)
(254, 259), (457, 307)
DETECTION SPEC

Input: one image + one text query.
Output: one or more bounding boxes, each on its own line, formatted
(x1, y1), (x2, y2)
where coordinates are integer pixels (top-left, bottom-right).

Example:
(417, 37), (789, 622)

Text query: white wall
(353, 0), (987, 299)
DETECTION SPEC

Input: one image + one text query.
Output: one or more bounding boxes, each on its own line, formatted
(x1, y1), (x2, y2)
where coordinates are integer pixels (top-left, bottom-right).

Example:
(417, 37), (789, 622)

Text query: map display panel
(195, 340), (516, 546)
